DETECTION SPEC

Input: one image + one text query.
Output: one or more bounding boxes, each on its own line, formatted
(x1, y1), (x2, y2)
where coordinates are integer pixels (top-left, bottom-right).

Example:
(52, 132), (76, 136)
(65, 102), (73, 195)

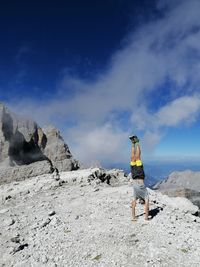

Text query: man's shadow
(149, 207), (163, 219)
(137, 206), (163, 219)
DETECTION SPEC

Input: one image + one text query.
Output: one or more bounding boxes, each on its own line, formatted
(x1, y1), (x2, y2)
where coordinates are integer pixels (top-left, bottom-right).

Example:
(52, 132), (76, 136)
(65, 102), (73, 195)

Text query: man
(129, 135), (149, 221)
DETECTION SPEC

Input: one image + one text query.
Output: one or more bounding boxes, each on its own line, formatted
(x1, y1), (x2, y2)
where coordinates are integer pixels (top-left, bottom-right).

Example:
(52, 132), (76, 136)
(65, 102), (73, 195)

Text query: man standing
(129, 135), (149, 221)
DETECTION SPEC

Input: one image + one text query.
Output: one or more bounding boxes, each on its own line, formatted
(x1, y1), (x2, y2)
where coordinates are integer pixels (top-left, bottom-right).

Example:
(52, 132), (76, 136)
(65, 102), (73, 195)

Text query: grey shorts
(132, 183), (149, 201)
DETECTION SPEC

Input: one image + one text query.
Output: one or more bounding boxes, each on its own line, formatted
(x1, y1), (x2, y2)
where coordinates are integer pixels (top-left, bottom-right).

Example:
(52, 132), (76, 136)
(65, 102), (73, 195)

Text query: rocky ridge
(154, 170), (200, 191)
(0, 103), (79, 184)
(154, 170), (200, 207)
(0, 168), (200, 267)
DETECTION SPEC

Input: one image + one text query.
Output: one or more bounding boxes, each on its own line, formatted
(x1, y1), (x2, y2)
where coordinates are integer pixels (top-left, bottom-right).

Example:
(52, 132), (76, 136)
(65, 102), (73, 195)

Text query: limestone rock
(153, 170), (200, 191)
(153, 170), (200, 208)
(0, 103), (79, 184)
(0, 103), (45, 167)
(0, 160), (53, 185)
(42, 125), (79, 172)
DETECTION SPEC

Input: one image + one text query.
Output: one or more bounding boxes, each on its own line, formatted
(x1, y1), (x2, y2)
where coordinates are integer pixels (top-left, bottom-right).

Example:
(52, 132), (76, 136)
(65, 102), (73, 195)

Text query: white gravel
(0, 168), (200, 267)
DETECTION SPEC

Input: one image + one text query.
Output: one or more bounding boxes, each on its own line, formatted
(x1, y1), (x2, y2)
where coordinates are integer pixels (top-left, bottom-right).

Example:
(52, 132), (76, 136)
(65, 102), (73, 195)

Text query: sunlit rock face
(42, 125), (79, 172)
(0, 103), (79, 184)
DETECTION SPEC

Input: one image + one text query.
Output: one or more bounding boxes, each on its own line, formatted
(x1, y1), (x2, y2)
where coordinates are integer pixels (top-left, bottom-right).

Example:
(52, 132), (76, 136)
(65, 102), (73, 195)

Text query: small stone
(92, 254), (102, 261)
(5, 195), (12, 200)
(48, 211), (56, 216)
(11, 236), (20, 243)
(6, 218), (15, 226)
(41, 218), (51, 227)
(13, 243), (28, 253)
(75, 215), (79, 220)
(94, 188), (99, 192)
(7, 188), (13, 192)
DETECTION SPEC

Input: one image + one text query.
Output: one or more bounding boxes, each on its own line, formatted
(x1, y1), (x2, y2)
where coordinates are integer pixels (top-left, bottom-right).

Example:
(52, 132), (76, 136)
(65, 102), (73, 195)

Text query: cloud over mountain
(7, 0), (200, 165)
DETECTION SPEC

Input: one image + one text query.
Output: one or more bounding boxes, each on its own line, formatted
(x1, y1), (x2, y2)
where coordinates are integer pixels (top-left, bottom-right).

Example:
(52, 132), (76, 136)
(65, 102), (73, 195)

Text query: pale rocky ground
(0, 168), (200, 267)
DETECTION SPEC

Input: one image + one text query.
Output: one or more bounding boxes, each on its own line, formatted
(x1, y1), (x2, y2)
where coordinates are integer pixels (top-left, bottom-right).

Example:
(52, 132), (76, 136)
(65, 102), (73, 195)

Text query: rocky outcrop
(0, 103), (79, 184)
(153, 170), (200, 208)
(0, 103), (46, 167)
(0, 161), (53, 185)
(153, 170), (200, 191)
(41, 125), (79, 171)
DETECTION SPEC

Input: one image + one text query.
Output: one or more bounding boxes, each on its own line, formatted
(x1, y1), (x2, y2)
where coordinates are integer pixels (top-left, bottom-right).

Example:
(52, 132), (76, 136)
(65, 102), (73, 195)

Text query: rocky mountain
(42, 125), (79, 172)
(0, 103), (79, 184)
(154, 170), (200, 191)
(1, 102), (200, 266)
(153, 170), (200, 207)
(0, 167), (199, 267)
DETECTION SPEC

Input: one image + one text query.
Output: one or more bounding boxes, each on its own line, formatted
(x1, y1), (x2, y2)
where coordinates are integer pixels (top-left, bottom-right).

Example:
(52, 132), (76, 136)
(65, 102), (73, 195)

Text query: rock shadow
(2, 110), (48, 166)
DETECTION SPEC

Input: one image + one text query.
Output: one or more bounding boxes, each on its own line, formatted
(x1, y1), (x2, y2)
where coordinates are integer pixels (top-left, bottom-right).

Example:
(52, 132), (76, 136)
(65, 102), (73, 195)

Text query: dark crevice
(2, 111), (48, 166)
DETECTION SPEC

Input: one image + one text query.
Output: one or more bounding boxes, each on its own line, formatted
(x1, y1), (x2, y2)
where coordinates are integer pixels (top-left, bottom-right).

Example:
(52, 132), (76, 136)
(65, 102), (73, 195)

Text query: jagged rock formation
(0, 103), (45, 167)
(41, 125), (79, 171)
(0, 103), (79, 184)
(0, 168), (200, 267)
(153, 170), (200, 207)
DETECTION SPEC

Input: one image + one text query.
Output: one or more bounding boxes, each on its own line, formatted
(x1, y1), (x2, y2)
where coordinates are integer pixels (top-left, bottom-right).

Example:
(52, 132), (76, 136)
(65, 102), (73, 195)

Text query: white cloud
(131, 94), (200, 129)
(156, 95), (200, 127)
(7, 0), (200, 165)
(66, 123), (129, 165)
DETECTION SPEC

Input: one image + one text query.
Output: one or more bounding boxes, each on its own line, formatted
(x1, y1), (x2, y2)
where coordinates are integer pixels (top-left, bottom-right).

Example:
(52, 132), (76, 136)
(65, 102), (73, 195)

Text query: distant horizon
(105, 159), (200, 186)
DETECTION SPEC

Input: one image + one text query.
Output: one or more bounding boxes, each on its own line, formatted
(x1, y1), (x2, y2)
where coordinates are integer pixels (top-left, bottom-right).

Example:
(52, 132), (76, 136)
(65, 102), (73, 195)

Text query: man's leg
(131, 199), (137, 221)
(144, 199), (149, 220)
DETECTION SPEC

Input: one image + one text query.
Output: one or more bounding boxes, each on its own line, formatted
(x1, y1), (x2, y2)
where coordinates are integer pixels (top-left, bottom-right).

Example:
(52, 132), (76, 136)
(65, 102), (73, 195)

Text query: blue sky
(1, 0), (200, 166)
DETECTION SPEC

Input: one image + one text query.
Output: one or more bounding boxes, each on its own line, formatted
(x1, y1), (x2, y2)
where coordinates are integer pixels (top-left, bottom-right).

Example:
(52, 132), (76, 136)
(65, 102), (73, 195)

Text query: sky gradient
(1, 0), (200, 167)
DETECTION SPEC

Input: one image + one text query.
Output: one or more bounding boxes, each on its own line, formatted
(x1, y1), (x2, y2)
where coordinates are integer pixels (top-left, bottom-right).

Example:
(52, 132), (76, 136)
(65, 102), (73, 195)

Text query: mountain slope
(0, 168), (199, 267)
